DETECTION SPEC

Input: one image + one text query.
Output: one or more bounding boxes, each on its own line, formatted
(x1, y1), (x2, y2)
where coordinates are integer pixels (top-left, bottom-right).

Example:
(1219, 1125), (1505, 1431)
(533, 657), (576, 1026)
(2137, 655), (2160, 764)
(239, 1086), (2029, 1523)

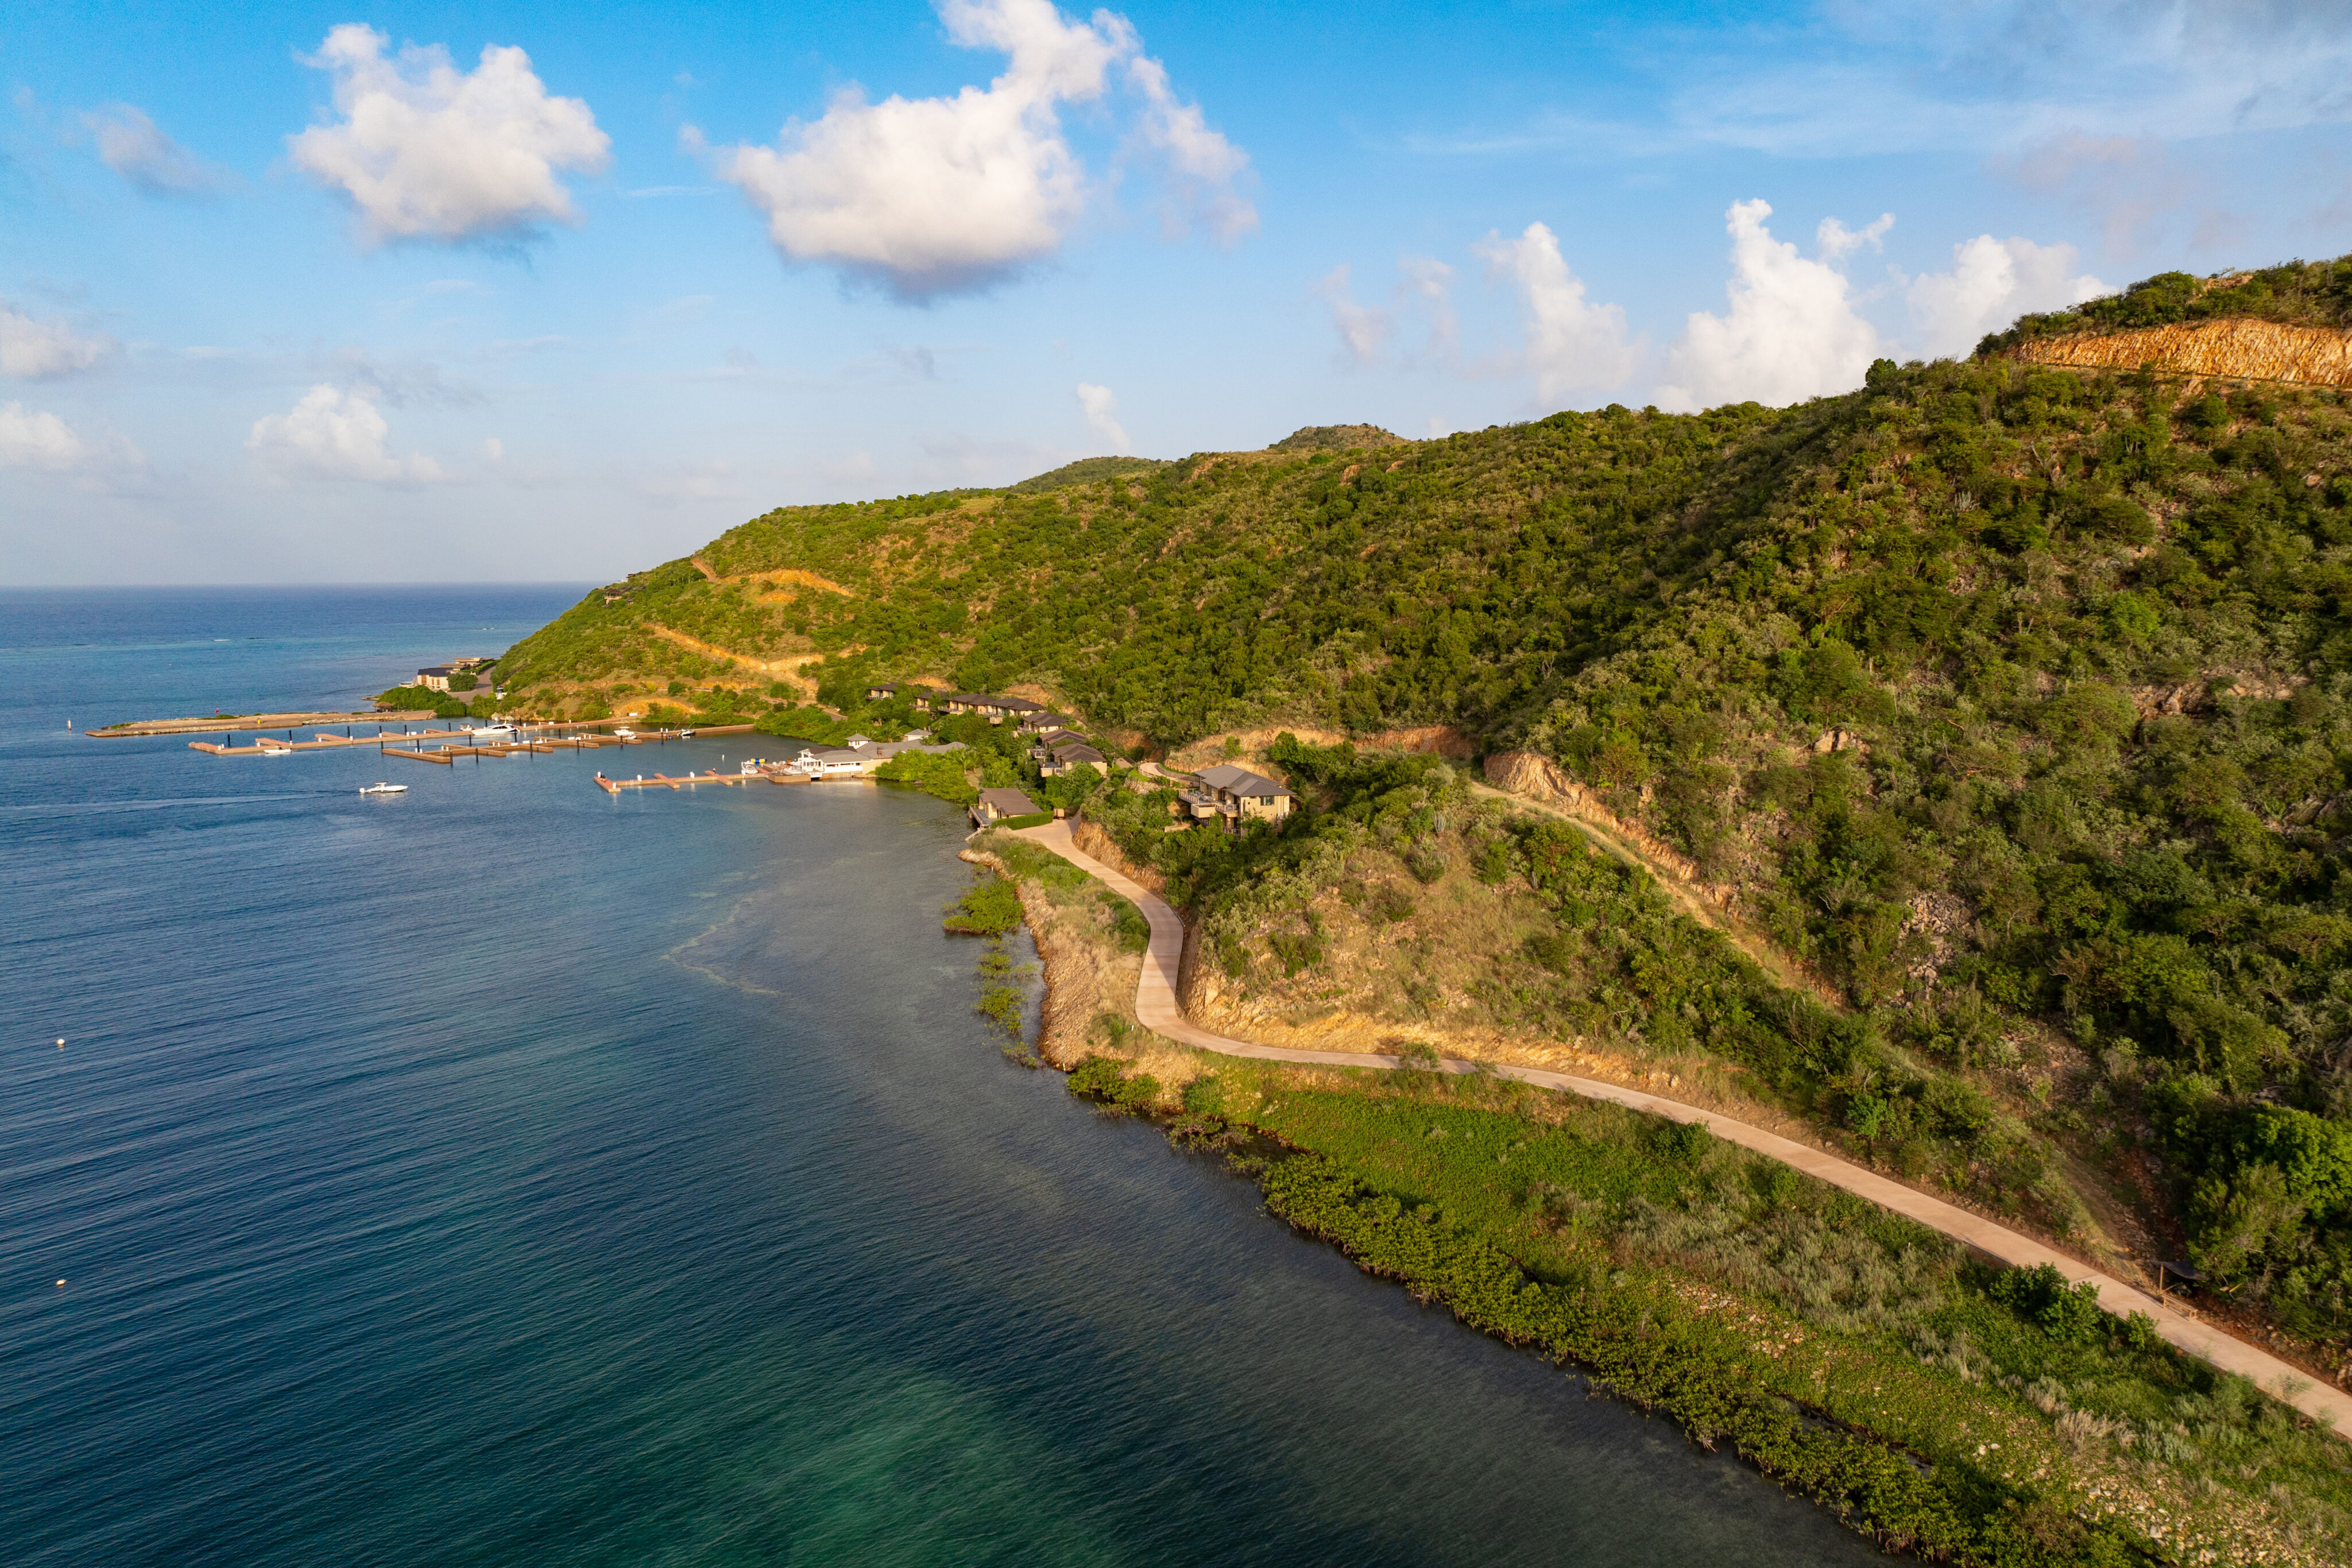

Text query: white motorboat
(358, 782), (408, 795)
(614, 726), (637, 739)
(467, 723), (516, 743)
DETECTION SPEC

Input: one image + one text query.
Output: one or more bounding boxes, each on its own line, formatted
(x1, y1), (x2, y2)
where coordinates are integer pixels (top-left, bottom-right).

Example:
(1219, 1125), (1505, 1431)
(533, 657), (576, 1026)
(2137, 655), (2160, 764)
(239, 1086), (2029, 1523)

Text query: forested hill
(496, 262), (2352, 1349)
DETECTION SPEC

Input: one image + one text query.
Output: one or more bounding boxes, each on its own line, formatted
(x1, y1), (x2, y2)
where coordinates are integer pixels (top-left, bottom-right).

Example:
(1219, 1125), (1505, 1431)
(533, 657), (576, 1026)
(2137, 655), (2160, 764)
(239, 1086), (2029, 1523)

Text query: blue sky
(6, 1), (2352, 583)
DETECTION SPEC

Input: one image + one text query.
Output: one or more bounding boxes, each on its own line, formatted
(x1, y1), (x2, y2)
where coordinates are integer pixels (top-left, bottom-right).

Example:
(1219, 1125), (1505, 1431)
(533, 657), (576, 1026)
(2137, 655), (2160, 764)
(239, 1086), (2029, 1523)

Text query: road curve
(1007, 819), (2352, 1437)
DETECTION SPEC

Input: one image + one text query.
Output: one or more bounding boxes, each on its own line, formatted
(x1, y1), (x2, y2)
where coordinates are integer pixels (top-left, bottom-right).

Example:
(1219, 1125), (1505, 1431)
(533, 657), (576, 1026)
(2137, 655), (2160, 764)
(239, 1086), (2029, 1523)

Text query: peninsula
(487, 257), (2352, 1565)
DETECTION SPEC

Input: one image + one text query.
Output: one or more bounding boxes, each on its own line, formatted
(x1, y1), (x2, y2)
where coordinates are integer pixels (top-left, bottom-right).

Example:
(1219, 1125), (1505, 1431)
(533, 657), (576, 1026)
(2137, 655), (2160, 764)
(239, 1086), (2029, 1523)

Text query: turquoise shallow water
(0, 587), (1884, 1566)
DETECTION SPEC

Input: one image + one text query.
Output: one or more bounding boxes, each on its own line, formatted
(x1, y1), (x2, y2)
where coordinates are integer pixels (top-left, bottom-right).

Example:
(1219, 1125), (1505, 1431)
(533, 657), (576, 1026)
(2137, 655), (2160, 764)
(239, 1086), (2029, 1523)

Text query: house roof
(1050, 741), (1105, 762)
(977, 787), (1040, 815)
(996, 696), (1046, 712)
(1194, 763), (1293, 798)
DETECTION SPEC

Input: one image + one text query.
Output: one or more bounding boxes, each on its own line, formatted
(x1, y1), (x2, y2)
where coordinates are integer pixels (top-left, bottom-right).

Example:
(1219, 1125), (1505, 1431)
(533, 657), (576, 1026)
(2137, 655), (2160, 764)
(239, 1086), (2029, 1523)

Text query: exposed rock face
(1483, 749), (1584, 804)
(2010, 317), (2352, 387)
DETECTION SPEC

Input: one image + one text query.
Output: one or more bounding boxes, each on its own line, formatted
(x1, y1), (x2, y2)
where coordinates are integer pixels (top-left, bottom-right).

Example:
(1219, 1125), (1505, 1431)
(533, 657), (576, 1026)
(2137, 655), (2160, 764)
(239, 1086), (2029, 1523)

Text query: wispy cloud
(82, 103), (240, 196)
(1403, 1), (2352, 165)
(1316, 257), (1456, 370)
(1076, 381), (1130, 452)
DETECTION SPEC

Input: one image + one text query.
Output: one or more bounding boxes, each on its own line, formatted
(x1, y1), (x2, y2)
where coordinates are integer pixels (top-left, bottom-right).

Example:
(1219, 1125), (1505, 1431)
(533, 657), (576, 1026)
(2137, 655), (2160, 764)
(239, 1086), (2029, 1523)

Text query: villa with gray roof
(1181, 764), (1295, 832)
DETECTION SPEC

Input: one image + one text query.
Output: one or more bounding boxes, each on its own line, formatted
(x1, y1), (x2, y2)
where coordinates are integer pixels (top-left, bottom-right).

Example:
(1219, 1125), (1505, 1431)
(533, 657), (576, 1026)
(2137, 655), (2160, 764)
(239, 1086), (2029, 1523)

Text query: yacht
(467, 722), (516, 743)
(358, 782), (408, 795)
(613, 726), (638, 740)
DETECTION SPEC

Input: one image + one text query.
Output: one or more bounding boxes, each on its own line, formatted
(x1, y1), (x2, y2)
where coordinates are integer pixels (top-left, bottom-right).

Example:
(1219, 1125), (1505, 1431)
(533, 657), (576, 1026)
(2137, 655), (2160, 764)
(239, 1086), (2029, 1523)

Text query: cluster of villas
(854, 682), (1296, 835)
(862, 684), (1065, 725)
(866, 683), (1109, 775)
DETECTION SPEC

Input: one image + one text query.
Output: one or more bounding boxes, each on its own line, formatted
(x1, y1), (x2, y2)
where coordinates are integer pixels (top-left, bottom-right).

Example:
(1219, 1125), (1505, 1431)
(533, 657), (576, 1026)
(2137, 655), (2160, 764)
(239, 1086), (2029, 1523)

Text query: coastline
(973, 818), (2352, 1567)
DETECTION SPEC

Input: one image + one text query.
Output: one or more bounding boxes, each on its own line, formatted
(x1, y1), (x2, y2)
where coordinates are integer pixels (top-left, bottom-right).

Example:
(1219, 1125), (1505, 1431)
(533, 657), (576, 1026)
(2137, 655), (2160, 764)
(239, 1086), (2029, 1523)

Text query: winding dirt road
(1008, 818), (2352, 1438)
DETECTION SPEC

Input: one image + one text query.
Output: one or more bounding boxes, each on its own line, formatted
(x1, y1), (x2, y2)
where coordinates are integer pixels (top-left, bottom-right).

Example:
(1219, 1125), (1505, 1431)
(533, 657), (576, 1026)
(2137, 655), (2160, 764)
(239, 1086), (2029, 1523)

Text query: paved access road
(1009, 819), (2352, 1438)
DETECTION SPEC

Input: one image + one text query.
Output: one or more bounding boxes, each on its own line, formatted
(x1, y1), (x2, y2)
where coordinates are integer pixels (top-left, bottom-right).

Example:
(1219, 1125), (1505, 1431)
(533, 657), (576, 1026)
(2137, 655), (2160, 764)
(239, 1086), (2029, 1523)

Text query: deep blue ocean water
(0, 587), (1883, 1566)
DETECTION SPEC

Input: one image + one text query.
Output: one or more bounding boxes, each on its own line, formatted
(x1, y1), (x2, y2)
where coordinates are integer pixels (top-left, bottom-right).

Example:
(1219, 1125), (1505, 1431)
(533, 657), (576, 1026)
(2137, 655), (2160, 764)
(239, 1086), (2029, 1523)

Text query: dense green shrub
(873, 750), (977, 806)
(943, 876), (1023, 937)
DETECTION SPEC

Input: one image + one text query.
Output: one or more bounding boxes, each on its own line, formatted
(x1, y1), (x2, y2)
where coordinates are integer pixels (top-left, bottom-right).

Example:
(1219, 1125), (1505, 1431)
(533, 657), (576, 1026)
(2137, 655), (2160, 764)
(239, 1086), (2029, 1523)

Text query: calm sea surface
(0, 587), (1882, 1566)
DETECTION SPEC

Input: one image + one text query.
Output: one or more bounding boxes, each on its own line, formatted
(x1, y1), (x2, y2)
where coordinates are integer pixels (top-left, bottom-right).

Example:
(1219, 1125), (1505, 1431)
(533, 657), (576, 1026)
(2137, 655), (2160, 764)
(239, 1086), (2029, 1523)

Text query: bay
(0, 588), (1882, 1566)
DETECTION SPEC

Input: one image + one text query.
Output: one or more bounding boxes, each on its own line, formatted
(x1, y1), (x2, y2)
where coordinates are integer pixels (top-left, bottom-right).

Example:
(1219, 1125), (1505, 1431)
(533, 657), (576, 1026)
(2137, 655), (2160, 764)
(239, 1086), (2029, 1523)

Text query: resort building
(939, 693), (1046, 724)
(783, 734), (958, 779)
(970, 787), (1042, 828)
(1179, 764), (1296, 833)
(415, 656), (492, 692)
(1018, 710), (1074, 734)
(1038, 740), (1105, 777)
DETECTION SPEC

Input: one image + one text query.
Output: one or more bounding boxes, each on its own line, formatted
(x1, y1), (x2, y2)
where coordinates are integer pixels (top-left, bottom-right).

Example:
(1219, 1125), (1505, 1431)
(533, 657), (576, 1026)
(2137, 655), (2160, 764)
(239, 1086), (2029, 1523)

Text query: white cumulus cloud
(1475, 222), (1637, 400)
(1076, 381), (1130, 452)
(1657, 199), (1885, 412)
(1906, 235), (2110, 358)
(83, 103), (238, 196)
(247, 384), (444, 483)
(701, 0), (1250, 299)
(0, 401), (143, 478)
(1, 304), (116, 380)
(288, 24), (611, 245)
(0, 402), (92, 470)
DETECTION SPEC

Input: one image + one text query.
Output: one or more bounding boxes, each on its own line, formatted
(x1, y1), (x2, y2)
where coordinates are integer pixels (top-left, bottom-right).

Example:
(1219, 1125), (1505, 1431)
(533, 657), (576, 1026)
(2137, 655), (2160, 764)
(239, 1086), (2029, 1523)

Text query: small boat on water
(358, 782), (408, 795)
(678, 728), (696, 739)
(614, 726), (637, 739)
(467, 723), (516, 744)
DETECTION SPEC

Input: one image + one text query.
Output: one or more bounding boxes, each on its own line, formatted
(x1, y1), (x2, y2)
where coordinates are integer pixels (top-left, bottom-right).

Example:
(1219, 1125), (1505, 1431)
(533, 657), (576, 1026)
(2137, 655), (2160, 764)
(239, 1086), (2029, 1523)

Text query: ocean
(0, 587), (1881, 1566)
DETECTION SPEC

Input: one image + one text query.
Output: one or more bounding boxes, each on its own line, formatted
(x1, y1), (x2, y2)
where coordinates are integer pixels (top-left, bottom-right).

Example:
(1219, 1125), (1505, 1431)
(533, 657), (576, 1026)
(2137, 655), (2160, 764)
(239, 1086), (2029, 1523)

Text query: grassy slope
(499, 269), (2352, 1375)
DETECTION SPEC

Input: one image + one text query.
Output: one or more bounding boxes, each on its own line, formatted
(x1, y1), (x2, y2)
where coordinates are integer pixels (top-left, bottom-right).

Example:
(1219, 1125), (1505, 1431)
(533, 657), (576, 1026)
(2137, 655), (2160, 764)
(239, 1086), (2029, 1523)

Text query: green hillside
(499, 273), (2352, 1365)
(1981, 255), (2352, 355)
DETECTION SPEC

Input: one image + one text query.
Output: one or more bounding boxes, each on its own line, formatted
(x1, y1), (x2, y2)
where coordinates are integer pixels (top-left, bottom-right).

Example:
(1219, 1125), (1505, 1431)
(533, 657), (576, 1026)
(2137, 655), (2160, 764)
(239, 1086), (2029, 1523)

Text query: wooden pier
(596, 769), (813, 793)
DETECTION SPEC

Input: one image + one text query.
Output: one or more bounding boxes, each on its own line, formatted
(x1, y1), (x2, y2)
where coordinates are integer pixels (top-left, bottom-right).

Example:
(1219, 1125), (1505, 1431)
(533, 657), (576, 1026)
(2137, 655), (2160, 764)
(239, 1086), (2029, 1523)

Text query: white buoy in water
(57, 1038), (65, 1049)
(56, 1279), (66, 1288)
